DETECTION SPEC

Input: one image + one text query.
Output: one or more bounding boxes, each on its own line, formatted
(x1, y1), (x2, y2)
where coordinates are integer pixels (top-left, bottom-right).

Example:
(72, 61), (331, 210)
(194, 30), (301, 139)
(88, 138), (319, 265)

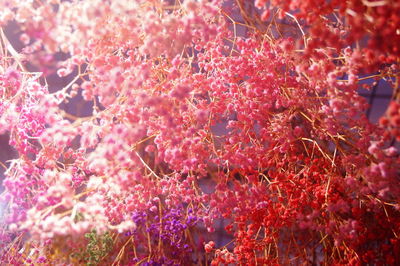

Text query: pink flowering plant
(0, 0), (399, 265)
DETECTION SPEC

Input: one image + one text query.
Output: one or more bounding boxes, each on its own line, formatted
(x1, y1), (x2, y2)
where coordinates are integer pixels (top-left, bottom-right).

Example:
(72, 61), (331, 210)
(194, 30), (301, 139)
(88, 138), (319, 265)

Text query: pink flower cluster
(0, 0), (399, 264)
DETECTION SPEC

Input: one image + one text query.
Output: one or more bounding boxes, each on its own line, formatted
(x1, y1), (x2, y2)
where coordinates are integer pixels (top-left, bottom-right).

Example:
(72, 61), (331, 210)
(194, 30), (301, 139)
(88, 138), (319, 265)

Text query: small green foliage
(71, 230), (113, 266)
(85, 230), (113, 266)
